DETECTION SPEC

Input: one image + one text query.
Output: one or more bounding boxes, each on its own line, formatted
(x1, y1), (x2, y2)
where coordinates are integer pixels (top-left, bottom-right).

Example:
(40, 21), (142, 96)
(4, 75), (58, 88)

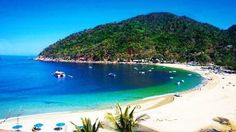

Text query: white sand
(141, 64), (236, 132)
(0, 64), (236, 132)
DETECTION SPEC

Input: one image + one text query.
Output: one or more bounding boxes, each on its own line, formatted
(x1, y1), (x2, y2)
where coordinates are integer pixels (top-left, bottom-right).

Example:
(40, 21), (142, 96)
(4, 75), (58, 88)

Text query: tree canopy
(39, 12), (236, 69)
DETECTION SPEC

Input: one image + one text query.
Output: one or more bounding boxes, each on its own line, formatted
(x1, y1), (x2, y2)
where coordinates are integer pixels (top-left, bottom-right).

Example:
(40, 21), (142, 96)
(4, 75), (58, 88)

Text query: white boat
(169, 77), (174, 79)
(54, 71), (65, 78)
(181, 80), (185, 83)
(68, 75), (73, 78)
(107, 73), (117, 77)
(88, 66), (93, 69)
(188, 73), (192, 76)
(177, 81), (181, 85)
(139, 71), (145, 74)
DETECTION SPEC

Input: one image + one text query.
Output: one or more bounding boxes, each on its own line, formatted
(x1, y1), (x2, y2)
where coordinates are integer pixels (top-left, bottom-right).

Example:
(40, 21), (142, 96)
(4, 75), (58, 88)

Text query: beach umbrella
(12, 124), (23, 130)
(56, 122), (65, 127)
(34, 123), (43, 128)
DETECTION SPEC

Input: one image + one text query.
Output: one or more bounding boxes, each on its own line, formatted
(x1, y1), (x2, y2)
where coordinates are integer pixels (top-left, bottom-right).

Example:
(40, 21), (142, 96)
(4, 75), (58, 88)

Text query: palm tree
(71, 118), (102, 132)
(105, 104), (149, 132)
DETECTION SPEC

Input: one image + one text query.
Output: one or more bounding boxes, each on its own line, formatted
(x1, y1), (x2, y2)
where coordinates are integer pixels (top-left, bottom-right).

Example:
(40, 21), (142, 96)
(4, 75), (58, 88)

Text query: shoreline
(0, 63), (235, 132)
(35, 57), (132, 64)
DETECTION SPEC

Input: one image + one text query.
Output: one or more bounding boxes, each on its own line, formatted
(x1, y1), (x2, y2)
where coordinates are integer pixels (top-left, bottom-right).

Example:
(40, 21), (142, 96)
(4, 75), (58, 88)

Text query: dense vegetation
(39, 12), (236, 69)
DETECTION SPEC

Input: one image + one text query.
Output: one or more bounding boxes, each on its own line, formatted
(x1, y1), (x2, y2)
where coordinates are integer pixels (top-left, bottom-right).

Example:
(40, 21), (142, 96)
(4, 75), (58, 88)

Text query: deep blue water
(0, 55), (202, 118)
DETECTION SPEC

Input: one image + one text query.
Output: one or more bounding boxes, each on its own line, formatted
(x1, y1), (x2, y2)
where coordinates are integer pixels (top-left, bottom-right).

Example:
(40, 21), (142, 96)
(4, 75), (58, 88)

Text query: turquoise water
(0, 56), (202, 118)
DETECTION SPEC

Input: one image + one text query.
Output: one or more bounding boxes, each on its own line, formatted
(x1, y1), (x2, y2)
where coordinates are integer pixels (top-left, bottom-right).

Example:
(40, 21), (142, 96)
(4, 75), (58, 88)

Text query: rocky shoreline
(35, 56), (148, 65)
(35, 56), (236, 74)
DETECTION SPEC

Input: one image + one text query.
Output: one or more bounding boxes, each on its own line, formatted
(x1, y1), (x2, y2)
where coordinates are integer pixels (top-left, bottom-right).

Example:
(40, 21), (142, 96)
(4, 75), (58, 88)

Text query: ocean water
(0, 55), (202, 118)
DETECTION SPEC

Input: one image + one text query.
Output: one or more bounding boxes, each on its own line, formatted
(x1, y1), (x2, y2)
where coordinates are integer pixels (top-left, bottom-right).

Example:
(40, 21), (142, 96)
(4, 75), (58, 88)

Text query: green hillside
(38, 12), (236, 69)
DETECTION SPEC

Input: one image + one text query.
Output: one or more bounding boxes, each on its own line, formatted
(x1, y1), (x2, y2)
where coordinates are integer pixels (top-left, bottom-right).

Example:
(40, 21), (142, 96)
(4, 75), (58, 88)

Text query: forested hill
(38, 12), (236, 69)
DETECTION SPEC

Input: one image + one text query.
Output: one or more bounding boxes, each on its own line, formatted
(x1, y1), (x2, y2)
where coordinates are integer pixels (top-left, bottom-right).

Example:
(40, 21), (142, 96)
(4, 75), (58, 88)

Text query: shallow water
(0, 55), (202, 118)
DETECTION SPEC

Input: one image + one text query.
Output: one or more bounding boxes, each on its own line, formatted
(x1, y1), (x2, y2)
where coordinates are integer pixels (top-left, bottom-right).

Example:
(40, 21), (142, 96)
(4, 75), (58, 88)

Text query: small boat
(88, 66), (93, 69)
(169, 77), (174, 79)
(54, 71), (65, 78)
(148, 69), (152, 72)
(139, 71), (145, 74)
(181, 80), (185, 83)
(68, 75), (73, 78)
(177, 81), (181, 85)
(107, 73), (117, 77)
(133, 67), (138, 70)
(172, 71), (176, 73)
(169, 71), (172, 73)
(188, 74), (192, 76)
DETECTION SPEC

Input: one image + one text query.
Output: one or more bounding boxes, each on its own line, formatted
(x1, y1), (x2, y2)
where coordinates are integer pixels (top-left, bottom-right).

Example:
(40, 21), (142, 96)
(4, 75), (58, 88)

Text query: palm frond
(124, 105), (131, 117)
(129, 105), (137, 119)
(92, 118), (103, 132)
(70, 121), (82, 132)
(105, 112), (121, 129)
(135, 114), (150, 122)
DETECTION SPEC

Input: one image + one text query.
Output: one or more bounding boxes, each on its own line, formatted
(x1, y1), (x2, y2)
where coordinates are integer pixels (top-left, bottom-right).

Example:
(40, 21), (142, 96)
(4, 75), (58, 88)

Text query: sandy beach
(0, 63), (236, 132)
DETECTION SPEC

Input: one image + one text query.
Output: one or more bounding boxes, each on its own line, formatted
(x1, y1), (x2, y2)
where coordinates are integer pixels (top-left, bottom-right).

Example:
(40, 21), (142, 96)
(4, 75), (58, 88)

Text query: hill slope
(38, 12), (236, 69)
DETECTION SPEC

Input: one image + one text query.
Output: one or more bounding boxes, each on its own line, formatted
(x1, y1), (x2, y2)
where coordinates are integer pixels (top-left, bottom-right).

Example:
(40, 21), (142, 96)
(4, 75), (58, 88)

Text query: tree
(71, 118), (102, 132)
(105, 104), (149, 132)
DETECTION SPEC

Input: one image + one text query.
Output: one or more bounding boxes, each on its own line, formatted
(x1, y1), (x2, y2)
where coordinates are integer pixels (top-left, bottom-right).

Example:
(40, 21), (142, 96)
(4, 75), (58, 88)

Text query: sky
(0, 0), (236, 55)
